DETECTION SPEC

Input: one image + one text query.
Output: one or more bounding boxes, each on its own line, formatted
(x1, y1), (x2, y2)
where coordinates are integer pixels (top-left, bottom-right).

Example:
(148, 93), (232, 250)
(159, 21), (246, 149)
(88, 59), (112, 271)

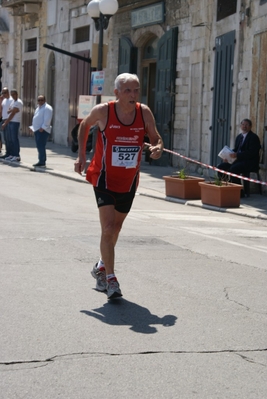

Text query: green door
(118, 37), (137, 75)
(154, 27), (178, 166)
(211, 30), (236, 165)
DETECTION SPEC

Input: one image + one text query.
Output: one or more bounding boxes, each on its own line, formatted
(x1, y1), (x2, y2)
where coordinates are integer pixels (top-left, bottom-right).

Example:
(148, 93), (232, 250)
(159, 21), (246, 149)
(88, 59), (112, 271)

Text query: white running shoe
(91, 263), (107, 292)
(107, 277), (122, 299)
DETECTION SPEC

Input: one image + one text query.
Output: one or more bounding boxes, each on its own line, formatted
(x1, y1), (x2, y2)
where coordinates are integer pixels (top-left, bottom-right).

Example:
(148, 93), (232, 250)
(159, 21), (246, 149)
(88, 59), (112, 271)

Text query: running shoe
(5, 155), (13, 161)
(10, 156), (21, 162)
(91, 263), (107, 292)
(107, 277), (122, 299)
(33, 162), (46, 167)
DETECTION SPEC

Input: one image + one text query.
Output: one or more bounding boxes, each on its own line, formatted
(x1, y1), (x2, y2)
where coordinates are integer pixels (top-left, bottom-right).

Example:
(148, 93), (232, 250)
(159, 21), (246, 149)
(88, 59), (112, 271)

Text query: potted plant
(163, 169), (205, 199)
(198, 175), (243, 208)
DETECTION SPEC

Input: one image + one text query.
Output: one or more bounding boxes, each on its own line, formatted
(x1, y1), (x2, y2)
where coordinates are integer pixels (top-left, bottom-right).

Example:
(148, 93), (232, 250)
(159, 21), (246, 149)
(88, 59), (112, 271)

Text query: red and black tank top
(86, 101), (146, 192)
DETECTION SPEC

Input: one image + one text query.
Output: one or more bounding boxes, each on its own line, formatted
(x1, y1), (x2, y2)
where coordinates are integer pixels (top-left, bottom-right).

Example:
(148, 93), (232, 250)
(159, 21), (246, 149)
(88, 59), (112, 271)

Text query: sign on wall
(131, 2), (164, 28)
(78, 95), (116, 120)
(91, 71), (105, 95)
(78, 96), (96, 120)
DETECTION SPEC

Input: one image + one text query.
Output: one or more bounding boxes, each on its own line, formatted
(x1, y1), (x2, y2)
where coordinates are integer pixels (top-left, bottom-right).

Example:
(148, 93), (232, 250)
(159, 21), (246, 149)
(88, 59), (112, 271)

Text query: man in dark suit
(217, 119), (261, 188)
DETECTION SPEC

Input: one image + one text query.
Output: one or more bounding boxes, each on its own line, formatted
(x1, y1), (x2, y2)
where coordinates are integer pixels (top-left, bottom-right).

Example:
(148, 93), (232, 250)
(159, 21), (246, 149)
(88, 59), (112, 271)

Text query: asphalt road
(0, 165), (266, 399)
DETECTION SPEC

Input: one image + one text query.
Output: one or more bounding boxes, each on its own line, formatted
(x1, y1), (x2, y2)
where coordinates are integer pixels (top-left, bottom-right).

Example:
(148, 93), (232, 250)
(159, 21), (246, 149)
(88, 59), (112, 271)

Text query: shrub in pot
(163, 169), (205, 200)
(198, 176), (243, 208)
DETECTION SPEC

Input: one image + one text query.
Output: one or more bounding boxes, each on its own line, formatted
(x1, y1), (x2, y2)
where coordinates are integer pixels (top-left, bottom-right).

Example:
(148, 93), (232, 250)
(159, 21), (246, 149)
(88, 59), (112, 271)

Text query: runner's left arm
(142, 104), (163, 159)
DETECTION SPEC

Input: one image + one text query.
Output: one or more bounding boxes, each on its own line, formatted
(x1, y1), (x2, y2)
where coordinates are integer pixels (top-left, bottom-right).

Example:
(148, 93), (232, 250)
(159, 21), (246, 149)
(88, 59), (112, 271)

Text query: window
(217, 0), (237, 21)
(143, 37), (158, 60)
(260, 0), (267, 5)
(25, 38), (37, 52)
(74, 26), (90, 44)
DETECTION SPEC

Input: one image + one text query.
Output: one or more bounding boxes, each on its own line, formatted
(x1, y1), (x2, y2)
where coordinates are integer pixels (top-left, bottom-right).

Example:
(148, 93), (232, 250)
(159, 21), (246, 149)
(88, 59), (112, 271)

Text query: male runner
(74, 73), (163, 299)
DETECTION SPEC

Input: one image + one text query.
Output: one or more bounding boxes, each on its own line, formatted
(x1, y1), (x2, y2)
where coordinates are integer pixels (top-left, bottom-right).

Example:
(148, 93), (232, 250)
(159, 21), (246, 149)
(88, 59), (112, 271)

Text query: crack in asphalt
(224, 288), (250, 311)
(1, 348), (266, 369)
(235, 353), (267, 367)
(223, 287), (267, 315)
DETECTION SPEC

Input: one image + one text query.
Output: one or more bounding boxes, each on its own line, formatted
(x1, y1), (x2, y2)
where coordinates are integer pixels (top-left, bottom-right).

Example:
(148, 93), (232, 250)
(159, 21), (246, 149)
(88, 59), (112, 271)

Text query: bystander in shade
(30, 95), (53, 168)
(1, 89), (23, 162)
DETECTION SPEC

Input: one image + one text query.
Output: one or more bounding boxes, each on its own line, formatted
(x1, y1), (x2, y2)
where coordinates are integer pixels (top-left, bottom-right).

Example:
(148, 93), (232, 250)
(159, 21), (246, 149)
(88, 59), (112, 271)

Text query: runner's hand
(149, 146), (163, 159)
(74, 155), (86, 174)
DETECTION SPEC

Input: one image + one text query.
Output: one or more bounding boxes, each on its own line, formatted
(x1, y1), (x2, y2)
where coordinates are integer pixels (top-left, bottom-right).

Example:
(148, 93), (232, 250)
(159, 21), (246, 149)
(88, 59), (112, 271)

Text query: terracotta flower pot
(198, 181), (243, 208)
(163, 175), (205, 199)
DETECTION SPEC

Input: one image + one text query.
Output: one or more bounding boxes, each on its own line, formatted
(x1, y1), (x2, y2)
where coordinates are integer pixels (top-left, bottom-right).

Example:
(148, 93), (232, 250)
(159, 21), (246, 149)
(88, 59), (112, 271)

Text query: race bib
(112, 146), (140, 168)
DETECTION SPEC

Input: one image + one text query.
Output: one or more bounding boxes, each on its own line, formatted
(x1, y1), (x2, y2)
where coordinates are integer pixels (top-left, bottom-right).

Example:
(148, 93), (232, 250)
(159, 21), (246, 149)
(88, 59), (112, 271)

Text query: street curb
(186, 201), (267, 220)
(0, 159), (87, 183)
(1, 158), (266, 221)
(139, 193), (267, 221)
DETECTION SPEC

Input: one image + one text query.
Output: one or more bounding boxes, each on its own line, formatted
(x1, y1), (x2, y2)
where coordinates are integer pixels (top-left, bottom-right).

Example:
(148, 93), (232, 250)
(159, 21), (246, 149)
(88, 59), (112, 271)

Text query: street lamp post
(87, 0), (118, 104)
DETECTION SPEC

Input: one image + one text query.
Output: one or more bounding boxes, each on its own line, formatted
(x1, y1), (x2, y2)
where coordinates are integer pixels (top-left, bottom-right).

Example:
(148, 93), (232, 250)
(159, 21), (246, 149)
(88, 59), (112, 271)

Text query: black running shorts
(93, 184), (136, 214)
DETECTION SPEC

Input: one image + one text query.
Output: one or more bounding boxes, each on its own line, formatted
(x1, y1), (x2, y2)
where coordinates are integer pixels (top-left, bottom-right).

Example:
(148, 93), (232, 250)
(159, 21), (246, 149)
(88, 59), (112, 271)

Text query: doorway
(141, 37), (158, 115)
(21, 59), (37, 136)
(141, 37), (157, 163)
(211, 30), (236, 166)
(154, 27), (178, 165)
(251, 31), (267, 167)
(68, 50), (90, 145)
(47, 52), (55, 140)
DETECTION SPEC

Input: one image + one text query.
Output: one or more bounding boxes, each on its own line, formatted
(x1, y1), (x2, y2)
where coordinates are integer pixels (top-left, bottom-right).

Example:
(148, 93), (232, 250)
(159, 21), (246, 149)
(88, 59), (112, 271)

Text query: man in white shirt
(2, 89), (23, 162)
(0, 88), (13, 158)
(31, 95), (53, 167)
(0, 94), (3, 152)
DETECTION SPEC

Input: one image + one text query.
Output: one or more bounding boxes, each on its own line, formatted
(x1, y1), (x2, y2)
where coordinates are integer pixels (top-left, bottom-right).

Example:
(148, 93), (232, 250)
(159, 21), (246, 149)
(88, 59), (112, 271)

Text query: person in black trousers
(217, 119), (261, 192)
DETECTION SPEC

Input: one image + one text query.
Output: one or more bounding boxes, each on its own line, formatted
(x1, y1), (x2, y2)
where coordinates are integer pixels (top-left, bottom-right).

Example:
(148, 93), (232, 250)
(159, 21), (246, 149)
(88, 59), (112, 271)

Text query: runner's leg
(98, 205), (128, 276)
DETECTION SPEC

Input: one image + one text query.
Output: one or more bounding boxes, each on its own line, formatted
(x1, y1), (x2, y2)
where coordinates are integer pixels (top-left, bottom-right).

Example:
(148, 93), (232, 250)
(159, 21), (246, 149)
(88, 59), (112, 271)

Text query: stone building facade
(0, 0), (96, 145)
(0, 0), (266, 189)
(112, 0), (267, 190)
(109, 0), (266, 185)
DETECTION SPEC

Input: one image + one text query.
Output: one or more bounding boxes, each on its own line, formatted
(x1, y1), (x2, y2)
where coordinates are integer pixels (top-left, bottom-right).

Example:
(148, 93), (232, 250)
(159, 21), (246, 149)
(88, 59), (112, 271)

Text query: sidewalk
(1, 135), (267, 220)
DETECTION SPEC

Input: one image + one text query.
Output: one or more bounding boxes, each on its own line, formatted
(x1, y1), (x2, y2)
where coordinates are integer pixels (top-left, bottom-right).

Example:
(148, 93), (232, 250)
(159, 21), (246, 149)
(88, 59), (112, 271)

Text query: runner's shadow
(81, 299), (177, 334)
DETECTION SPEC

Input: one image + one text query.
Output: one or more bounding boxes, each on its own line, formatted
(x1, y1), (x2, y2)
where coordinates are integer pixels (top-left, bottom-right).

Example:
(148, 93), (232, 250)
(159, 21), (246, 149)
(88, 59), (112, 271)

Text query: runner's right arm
(74, 103), (107, 174)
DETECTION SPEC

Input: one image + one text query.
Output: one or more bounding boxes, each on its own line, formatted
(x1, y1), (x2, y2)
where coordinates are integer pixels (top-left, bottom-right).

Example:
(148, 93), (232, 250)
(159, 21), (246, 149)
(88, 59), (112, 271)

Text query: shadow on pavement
(20, 136), (76, 158)
(81, 299), (177, 334)
(240, 195), (267, 218)
(140, 159), (177, 181)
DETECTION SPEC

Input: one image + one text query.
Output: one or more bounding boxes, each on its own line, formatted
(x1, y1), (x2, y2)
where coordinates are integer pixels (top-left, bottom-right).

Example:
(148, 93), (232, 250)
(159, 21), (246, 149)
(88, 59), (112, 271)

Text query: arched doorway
(133, 27), (178, 165)
(68, 50), (90, 145)
(141, 37), (158, 115)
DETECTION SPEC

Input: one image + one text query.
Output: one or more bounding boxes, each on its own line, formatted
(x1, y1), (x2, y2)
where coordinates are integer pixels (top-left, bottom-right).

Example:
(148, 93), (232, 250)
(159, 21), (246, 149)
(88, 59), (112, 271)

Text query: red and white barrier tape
(145, 143), (267, 187)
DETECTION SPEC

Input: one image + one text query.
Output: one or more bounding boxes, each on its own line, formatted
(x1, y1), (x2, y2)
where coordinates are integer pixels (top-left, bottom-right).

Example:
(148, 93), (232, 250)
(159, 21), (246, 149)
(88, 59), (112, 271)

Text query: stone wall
(0, 8), (15, 90)
(107, 0), (267, 186)
(1, 0), (267, 188)
(46, 0), (92, 146)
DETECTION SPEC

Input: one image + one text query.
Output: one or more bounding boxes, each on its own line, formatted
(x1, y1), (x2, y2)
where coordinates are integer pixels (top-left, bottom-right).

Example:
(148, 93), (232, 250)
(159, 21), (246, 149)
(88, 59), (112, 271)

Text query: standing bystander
(217, 119), (261, 196)
(2, 89), (23, 162)
(0, 94), (4, 152)
(0, 88), (13, 158)
(74, 73), (163, 299)
(30, 95), (53, 167)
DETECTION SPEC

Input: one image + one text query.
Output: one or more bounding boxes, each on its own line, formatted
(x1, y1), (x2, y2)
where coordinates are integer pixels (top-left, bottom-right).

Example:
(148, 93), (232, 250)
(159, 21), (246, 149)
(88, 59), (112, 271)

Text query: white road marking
(129, 210), (267, 255)
(177, 227), (267, 255)
(129, 210), (245, 224)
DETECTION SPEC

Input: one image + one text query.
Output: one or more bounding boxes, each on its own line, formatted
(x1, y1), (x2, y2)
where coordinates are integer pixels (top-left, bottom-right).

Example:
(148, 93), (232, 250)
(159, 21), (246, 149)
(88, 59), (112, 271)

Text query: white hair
(114, 73), (140, 90)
